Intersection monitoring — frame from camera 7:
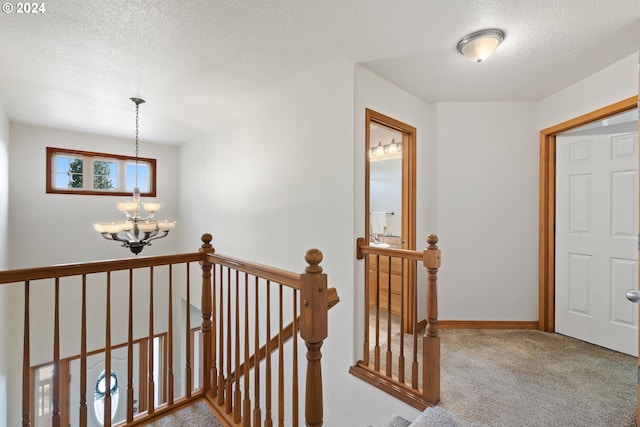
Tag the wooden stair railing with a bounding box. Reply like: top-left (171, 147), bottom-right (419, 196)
top-left (349, 234), bottom-right (441, 410)
top-left (198, 237), bottom-right (339, 427)
top-left (1, 233), bottom-right (338, 427)
top-left (228, 287), bottom-right (339, 382)
top-left (2, 251), bottom-right (205, 427)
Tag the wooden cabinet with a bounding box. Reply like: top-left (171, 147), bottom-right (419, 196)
top-left (368, 255), bottom-right (405, 314)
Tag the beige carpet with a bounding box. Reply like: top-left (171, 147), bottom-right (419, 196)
top-left (369, 315), bottom-right (637, 426)
top-left (143, 400), bottom-right (223, 427)
top-left (438, 329), bottom-right (636, 427)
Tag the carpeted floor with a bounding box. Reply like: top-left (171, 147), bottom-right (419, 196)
top-left (370, 315), bottom-right (637, 426)
top-left (148, 324), bottom-right (637, 426)
top-left (143, 400), bottom-right (224, 427)
top-left (437, 329), bottom-right (637, 427)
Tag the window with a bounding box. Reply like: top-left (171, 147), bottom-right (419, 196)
top-left (33, 364), bottom-right (53, 427)
top-left (46, 147), bottom-right (156, 196)
top-left (93, 369), bottom-right (119, 425)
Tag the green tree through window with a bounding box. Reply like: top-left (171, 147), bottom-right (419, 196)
top-left (93, 160), bottom-right (115, 190)
top-left (68, 159), bottom-right (83, 188)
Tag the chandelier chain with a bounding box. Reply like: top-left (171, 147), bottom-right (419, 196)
top-left (135, 102), bottom-right (139, 188)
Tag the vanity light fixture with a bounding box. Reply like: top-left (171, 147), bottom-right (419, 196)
top-left (457, 29), bottom-right (504, 62)
top-left (370, 139), bottom-right (402, 158)
top-left (386, 139), bottom-right (400, 154)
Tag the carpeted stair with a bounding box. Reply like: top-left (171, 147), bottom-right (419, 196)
top-left (387, 406), bottom-right (488, 427)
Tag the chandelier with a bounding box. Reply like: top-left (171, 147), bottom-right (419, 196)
top-left (93, 97), bottom-right (176, 254)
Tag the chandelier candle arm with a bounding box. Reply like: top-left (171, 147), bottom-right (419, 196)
top-left (93, 97), bottom-right (176, 255)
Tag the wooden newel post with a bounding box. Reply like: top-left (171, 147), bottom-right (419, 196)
top-left (300, 249), bottom-right (328, 427)
top-left (200, 233), bottom-right (215, 396)
top-left (422, 234), bottom-right (441, 405)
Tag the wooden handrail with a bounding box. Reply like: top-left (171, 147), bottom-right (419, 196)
top-left (207, 252), bottom-right (302, 290)
top-left (0, 253), bottom-right (202, 284)
top-left (356, 241), bottom-right (425, 261)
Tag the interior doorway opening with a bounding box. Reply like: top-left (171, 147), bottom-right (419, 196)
top-left (538, 96), bottom-right (638, 333)
top-left (365, 108), bottom-right (417, 333)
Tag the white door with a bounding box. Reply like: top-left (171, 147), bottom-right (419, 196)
top-left (69, 348), bottom-right (131, 427)
top-left (556, 131), bottom-right (638, 356)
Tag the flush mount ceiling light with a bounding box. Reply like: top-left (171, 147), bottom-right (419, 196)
top-left (94, 97), bottom-right (176, 254)
top-left (457, 29), bottom-right (504, 62)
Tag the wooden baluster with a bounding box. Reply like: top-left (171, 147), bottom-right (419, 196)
top-left (234, 270), bottom-right (241, 423)
top-left (148, 267), bottom-right (155, 414)
top-left (127, 270), bottom-right (134, 422)
top-left (253, 276), bottom-right (261, 426)
top-left (386, 256), bottom-right (392, 377)
top-left (300, 249), bottom-right (328, 427)
top-left (186, 264), bottom-right (192, 398)
top-left (138, 339), bottom-right (148, 413)
top-left (398, 259), bottom-right (405, 384)
top-left (167, 265), bottom-right (174, 405)
top-left (265, 280), bottom-right (273, 427)
top-left (243, 273), bottom-right (251, 427)
top-left (212, 263), bottom-right (218, 399)
top-left (411, 260), bottom-right (419, 390)
top-left (52, 278), bottom-right (60, 427)
top-left (104, 272), bottom-right (112, 427)
top-left (292, 289), bottom-right (299, 427)
top-left (359, 238), bottom-right (370, 366)
top-left (363, 282), bottom-right (370, 366)
top-left (225, 268), bottom-right (232, 414)
top-left (80, 275), bottom-right (87, 426)
top-left (21, 281), bottom-right (30, 427)
top-left (374, 254), bottom-right (380, 371)
top-left (422, 234), bottom-right (441, 404)
top-left (278, 284), bottom-right (284, 427)
top-left (217, 265), bottom-right (225, 405)
top-left (199, 233), bottom-right (214, 398)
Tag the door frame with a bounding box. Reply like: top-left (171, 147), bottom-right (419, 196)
top-left (365, 108), bottom-right (417, 332)
top-left (538, 95), bottom-right (638, 332)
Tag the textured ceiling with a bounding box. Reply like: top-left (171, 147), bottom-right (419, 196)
top-left (0, 0), bottom-right (638, 144)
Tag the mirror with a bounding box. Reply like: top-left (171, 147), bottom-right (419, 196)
top-left (369, 125), bottom-right (402, 246)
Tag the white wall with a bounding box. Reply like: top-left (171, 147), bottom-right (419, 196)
top-left (8, 123), bottom-right (180, 267)
top-left (434, 102), bottom-right (540, 320)
top-left (0, 103), bottom-right (8, 270)
top-left (539, 52), bottom-right (638, 129)
top-left (0, 102), bottom-right (9, 427)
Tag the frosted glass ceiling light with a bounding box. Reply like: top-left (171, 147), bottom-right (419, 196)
top-left (457, 29), bottom-right (504, 62)
top-left (94, 97), bottom-right (176, 254)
